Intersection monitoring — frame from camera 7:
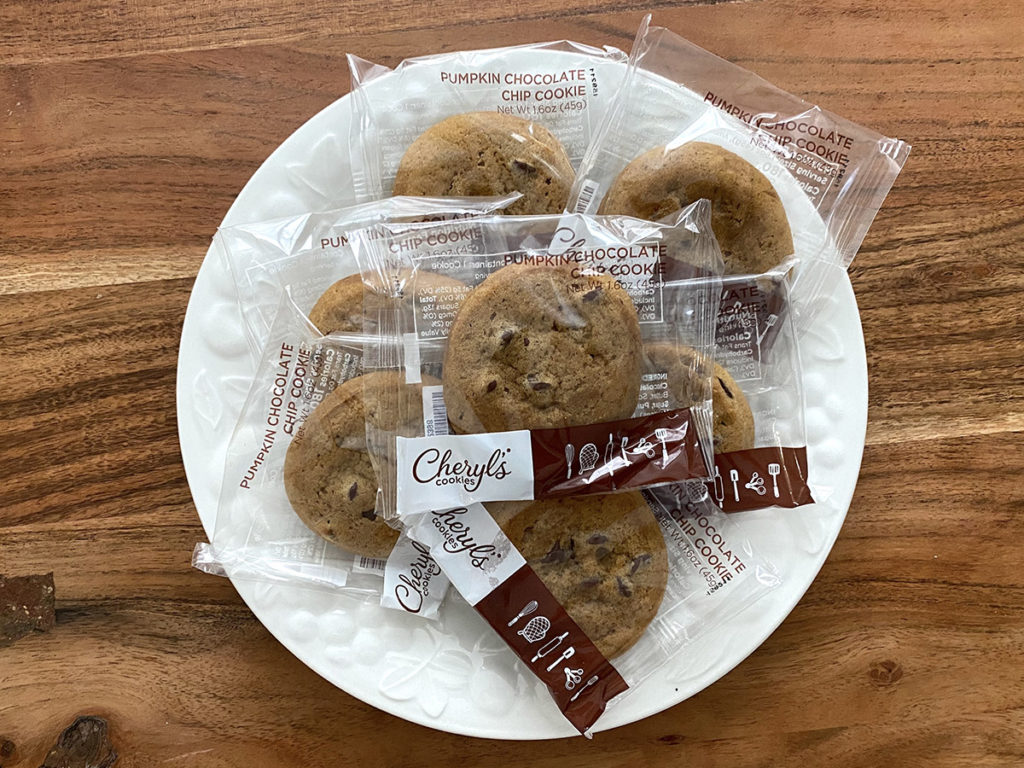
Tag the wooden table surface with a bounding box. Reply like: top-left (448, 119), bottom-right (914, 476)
top-left (2, 0), bottom-right (1022, 765)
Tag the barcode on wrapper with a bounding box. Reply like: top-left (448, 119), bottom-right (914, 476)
top-left (574, 180), bottom-right (601, 213)
top-left (353, 556), bottom-right (387, 574)
top-left (422, 385), bottom-right (449, 437)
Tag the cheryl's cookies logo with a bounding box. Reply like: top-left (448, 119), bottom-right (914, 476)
top-left (393, 540), bottom-right (444, 614)
top-left (429, 507), bottom-right (498, 570)
top-left (411, 447), bottom-right (513, 492)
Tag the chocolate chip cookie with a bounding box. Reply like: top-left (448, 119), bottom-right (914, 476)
top-left (308, 271), bottom-right (467, 335)
top-left (284, 371), bottom-right (434, 557)
top-left (644, 342), bottom-right (755, 454)
top-left (392, 112), bottom-right (575, 216)
top-left (442, 263), bottom-right (643, 433)
top-left (599, 142), bottom-right (794, 275)
top-left (497, 492), bottom-right (668, 659)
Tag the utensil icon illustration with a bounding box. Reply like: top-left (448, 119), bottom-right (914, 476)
top-left (620, 436), bottom-right (628, 461)
top-left (713, 465), bottom-right (724, 505)
top-left (579, 443), bottom-right (599, 473)
top-left (630, 438), bottom-right (656, 459)
top-left (745, 472), bottom-right (767, 495)
top-left (546, 646), bottom-right (575, 672)
top-left (730, 469), bottom-right (740, 501)
top-left (507, 601), bottom-right (537, 627)
top-left (685, 479), bottom-right (707, 504)
top-left (654, 428), bottom-right (670, 467)
top-left (768, 463), bottom-right (781, 498)
top-left (531, 631), bottom-right (568, 662)
top-left (604, 434), bottom-right (616, 477)
top-left (757, 313), bottom-right (778, 345)
top-left (570, 675), bottom-right (600, 702)
top-left (564, 667), bottom-right (584, 690)
top-left (517, 616), bottom-right (551, 643)
top-left (565, 444), bottom-right (574, 480)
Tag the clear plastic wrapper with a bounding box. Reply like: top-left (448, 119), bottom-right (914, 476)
top-left (214, 194), bottom-right (518, 360)
top-left (670, 271), bottom-right (821, 515)
top-left (569, 16), bottom-right (910, 330)
top-left (191, 294), bottom-right (450, 617)
top-left (347, 41), bottom-right (628, 211)
top-left (350, 204), bottom-right (724, 520)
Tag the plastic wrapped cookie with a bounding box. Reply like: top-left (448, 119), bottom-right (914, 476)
top-left (600, 142), bottom-right (793, 275)
top-left (284, 371), bottom-right (438, 557)
top-left (495, 492), bottom-right (669, 659)
top-left (643, 342), bottom-right (755, 454)
top-left (393, 112), bottom-right (576, 216)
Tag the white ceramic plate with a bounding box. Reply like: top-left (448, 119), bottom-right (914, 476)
top-left (177, 49), bottom-right (866, 738)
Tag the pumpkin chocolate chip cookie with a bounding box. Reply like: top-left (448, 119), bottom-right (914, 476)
top-left (599, 141), bottom-right (793, 275)
top-left (496, 492), bottom-right (669, 659)
top-left (643, 342), bottom-right (755, 454)
top-left (284, 371), bottom-right (435, 557)
top-left (442, 263), bottom-right (643, 433)
top-left (392, 112), bottom-right (575, 215)
top-left (308, 270), bottom-right (467, 336)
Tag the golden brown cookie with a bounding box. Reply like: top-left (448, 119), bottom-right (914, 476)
top-left (307, 274), bottom-right (366, 335)
top-left (643, 342), bottom-right (755, 454)
top-left (497, 493), bottom-right (669, 659)
top-left (308, 271), bottom-right (467, 335)
top-left (442, 263), bottom-right (643, 433)
top-left (392, 112), bottom-right (575, 216)
top-left (599, 142), bottom-right (793, 275)
top-left (283, 371), bottom-right (434, 558)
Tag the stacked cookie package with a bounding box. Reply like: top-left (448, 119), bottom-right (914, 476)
top-left (197, 16), bottom-right (908, 735)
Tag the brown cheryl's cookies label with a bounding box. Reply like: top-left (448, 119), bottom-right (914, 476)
top-left (475, 565), bottom-right (629, 734)
top-left (394, 409), bottom-right (709, 515)
top-left (408, 502), bottom-right (628, 734)
top-left (530, 409), bottom-right (708, 496)
top-left (705, 446), bottom-right (813, 512)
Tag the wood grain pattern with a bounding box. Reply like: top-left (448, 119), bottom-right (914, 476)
top-left (2, 0), bottom-right (1023, 765)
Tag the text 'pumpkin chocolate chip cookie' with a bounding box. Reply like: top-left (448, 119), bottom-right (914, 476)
top-left (442, 262), bottom-right (643, 433)
top-left (600, 142), bottom-right (794, 276)
top-left (393, 112), bottom-right (576, 216)
top-left (284, 371), bottom-right (436, 558)
top-left (496, 493), bottom-right (669, 659)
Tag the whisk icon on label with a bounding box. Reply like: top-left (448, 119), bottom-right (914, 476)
top-left (578, 442), bottom-right (599, 474)
top-left (507, 600), bottom-right (537, 627)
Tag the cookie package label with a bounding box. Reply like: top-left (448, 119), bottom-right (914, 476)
top-left (395, 409), bottom-right (709, 516)
top-left (706, 446), bottom-right (814, 512)
top-left (380, 533), bottom-right (451, 619)
top-left (408, 502), bottom-right (628, 734)
top-left (544, 213), bottom-right (668, 324)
